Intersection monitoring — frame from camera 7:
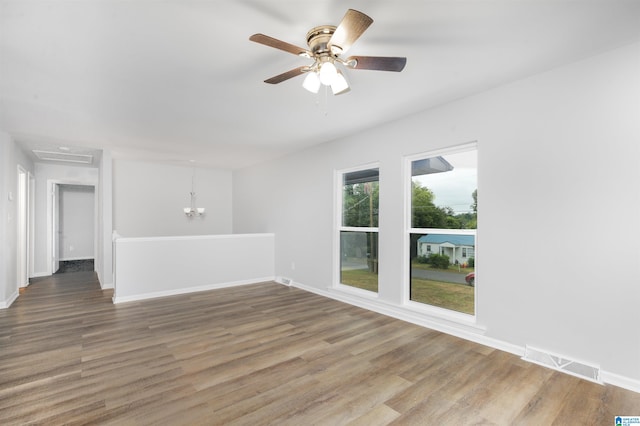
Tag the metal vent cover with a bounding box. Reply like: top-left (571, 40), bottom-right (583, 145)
top-left (277, 277), bottom-right (293, 286)
top-left (32, 150), bottom-right (93, 165)
top-left (523, 345), bottom-right (601, 384)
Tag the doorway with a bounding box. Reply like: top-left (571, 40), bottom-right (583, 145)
top-left (49, 182), bottom-right (96, 275)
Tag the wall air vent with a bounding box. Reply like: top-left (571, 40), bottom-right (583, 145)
top-left (277, 277), bottom-right (293, 286)
top-left (522, 345), bottom-right (601, 384)
top-left (32, 150), bottom-right (93, 165)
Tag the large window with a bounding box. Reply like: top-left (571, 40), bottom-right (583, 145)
top-left (408, 146), bottom-right (477, 316)
top-left (338, 166), bottom-right (379, 293)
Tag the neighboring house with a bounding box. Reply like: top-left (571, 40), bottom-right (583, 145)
top-left (417, 234), bottom-right (475, 265)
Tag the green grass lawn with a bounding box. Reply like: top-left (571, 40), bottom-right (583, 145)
top-left (410, 278), bottom-right (474, 315)
top-left (340, 269), bottom-right (474, 315)
top-left (340, 269), bottom-right (378, 292)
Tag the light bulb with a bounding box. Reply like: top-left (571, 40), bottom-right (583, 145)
top-left (319, 61), bottom-right (337, 85)
top-left (302, 72), bottom-right (321, 93)
top-left (331, 70), bottom-right (350, 95)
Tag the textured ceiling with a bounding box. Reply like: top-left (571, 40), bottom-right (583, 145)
top-left (1, 0), bottom-right (639, 169)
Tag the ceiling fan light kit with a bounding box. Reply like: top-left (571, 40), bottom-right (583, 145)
top-left (302, 72), bottom-right (321, 93)
top-left (318, 60), bottom-right (337, 85)
top-left (331, 70), bottom-right (350, 95)
top-left (250, 9), bottom-right (406, 96)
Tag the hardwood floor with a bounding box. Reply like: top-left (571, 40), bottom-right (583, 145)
top-left (1, 273), bottom-right (638, 425)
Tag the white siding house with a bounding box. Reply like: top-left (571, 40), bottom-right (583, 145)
top-left (418, 234), bottom-right (475, 266)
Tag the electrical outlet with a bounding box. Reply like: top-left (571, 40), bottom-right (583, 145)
top-left (69, 245), bottom-right (74, 252)
top-left (291, 262), bottom-right (295, 270)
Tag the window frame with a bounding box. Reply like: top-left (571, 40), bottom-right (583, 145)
top-left (334, 162), bottom-right (381, 297)
top-left (403, 143), bottom-right (478, 323)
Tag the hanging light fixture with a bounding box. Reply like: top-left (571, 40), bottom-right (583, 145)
top-left (302, 57), bottom-right (350, 95)
top-left (184, 161), bottom-right (205, 217)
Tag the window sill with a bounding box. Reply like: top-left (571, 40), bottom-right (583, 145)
top-left (334, 283), bottom-right (379, 299)
top-left (327, 285), bottom-right (485, 335)
top-left (404, 300), bottom-right (481, 330)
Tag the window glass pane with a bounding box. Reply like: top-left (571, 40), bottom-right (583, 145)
top-left (411, 151), bottom-right (477, 230)
top-left (343, 168), bottom-right (379, 227)
top-left (410, 233), bottom-right (475, 315)
top-left (340, 231), bottom-right (378, 292)
top-left (409, 148), bottom-right (477, 315)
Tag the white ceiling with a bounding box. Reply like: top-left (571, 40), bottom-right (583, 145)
top-left (1, 0), bottom-right (639, 170)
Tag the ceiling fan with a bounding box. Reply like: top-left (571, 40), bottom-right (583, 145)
top-left (249, 9), bottom-right (407, 95)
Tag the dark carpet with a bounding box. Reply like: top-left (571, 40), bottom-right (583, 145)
top-left (56, 259), bottom-right (94, 274)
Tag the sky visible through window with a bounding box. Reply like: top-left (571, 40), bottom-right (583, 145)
top-left (413, 150), bottom-right (477, 215)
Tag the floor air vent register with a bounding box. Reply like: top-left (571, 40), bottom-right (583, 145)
top-left (522, 345), bottom-right (602, 384)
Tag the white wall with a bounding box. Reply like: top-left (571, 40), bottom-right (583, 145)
top-left (0, 131), bottom-right (34, 307)
top-left (233, 43), bottom-right (640, 387)
top-left (97, 150), bottom-right (113, 288)
top-left (33, 163), bottom-right (99, 276)
top-left (59, 184), bottom-right (95, 260)
top-left (113, 233), bottom-right (275, 303)
top-left (113, 160), bottom-right (232, 237)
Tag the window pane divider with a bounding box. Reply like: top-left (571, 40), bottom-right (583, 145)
top-left (340, 226), bottom-right (379, 232)
top-left (409, 228), bottom-right (475, 235)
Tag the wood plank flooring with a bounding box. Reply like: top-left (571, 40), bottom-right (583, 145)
top-left (1, 272), bottom-right (638, 425)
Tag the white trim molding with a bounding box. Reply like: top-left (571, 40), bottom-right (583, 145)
top-left (31, 271), bottom-right (49, 278)
top-left (0, 290), bottom-right (19, 309)
top-left (113, 277), bottom-right (274, 304)
top-left (600, 371), bottom-right (640, 394)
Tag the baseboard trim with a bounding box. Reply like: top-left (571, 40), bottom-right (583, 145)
top-left (95, 272), bottom-right (113, 290)
top-left (291, 280), bottom-right (519, 355)
top-left (31, 271), bottom-right (49, 278)
top-left (112, 276), bottom-right (276, 304)
top-left (59, 256), bottom-right (94, 261)
top-left (601, 371), bottom-right (640, 393)
top-left (0, 290), bottom-right (19, 309)
top-left (289, 280), bottom-right (640, 394)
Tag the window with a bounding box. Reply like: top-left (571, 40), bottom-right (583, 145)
top-left (408, 145), bottom-right (477, 316)
top-left (338, 166), bottom-right (379, 293)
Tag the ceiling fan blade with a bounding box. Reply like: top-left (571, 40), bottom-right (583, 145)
top-left (328, 9), bottom-right (373, 54)
top-left (263, 66), bottom-right (309, 84)
top-left (346, 56), bottom-right (407, 72)
top-left (249, 34), bottom-right (311, 57)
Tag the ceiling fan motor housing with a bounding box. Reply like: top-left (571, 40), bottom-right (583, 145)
top-left (306, 26), bottom-right (338, 56)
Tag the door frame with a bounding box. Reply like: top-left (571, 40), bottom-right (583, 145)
top-left (16, 166), bottom-right (30, 289)
top-left (47, 180), bottom-right (98, 276)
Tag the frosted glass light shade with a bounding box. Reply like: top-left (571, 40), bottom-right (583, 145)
top-left (319, 62), bottom-right (337, 85)
top-left (331, 71), bottom-right (350, 95)
top-left (302, 72), bottom-right (321, 93)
